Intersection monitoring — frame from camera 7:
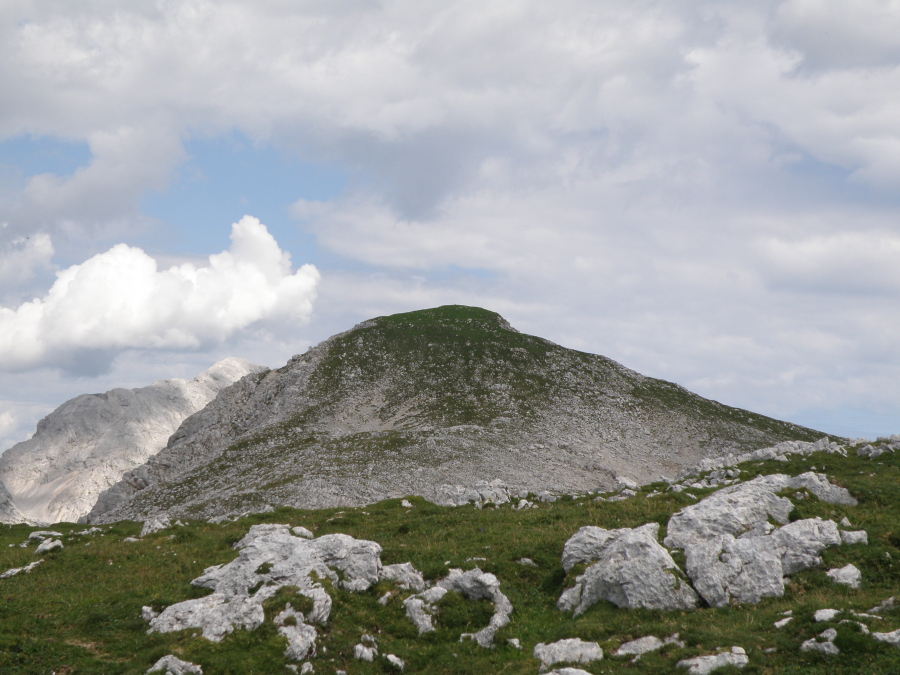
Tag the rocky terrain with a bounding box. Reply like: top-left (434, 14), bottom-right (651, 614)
top-left (3, 435), bottom-right (900, 674)
top-left (87, 305), bottom-right (824, 523)
top-left (0, 358), bottom-right (263, 524)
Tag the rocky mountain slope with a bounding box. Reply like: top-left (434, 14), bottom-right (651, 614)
top-left (0, 358), bottom-right (263, 524)
top-left (88, 305), bottom-right (825, 523)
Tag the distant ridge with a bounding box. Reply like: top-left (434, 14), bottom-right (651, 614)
top-left (87, 306), bottom-right (826, 523)
top-left (0, 358), bottom-right (265, 524)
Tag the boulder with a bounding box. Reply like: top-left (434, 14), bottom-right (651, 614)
top-left (827, 564), bottom-right (862, 589)
top-left (873, 628), bottom-right (900, 646)
top-left (558, 523), bottom-right (699, 614)
top-left (146, 655), bottom-right (203, 674)
top-left (684, 534), bottom-right (784, 607)
top-left (677, 646), bottom-right (748, 673)
top-left (141, 515), bottom-right (172, 537)
top-left (34, 539), bottom-right (62, 554)
top-left (800, 628), bottom-right (839, 655)
top-left (533, 638), bottom-right (603, 672)
top-left (840, 530), bottom-right (868, 545)
top-left (381, 562), bottom-right (426, 592)
top-left (772, 517), bottom-right (841, 574)
top-left (664, 473), bottom-right (854, 552)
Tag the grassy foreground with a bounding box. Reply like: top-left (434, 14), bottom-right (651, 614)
top-left (2, 446), bottom-right (900, 674)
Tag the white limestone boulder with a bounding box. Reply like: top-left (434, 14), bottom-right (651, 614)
top-left (557, 523), bottom-right (699, 614)
top-left (684, 534), bottom-right (784, 607)
top-left (827, 564), bottom-right (862, 589)
top-left (664, 473), bottom-right (854, 552)
top-left (147, 655), bottom-right (203, 674)
top-left (534, 638), bottom-right (603, 672)
top-left (772, 517), bottom-right (841, 574)
top-left (677, 646), bottom-right (748, 673)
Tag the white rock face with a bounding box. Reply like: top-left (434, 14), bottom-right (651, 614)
top-left (558, 523), bottom-right (699, 614)
top-left (0, 358), bottom-right (263, 524)
top-left (533, 638), bottom-right (604, 671)
top-left (677, 647), bottom-right (748, 673)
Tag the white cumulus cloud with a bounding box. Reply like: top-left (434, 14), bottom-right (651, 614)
top-left (0, 216), bottom-right (319, 373)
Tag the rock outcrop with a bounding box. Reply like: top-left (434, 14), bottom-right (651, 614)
top-left (0, 358), bottom-right (263, 524)
top-left (557, 523), bottom-right (699, 614)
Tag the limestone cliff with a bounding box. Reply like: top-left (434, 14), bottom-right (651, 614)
top-left (0, 358), bottom-right (264, 524)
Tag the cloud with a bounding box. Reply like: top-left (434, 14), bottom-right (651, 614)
top-left (0, 216), bottom-right (319, 374)
top-left (0, 230), bottom-right (53, 286)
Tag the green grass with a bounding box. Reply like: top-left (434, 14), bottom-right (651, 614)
top-left (3, 445), bottom-right (900, 673)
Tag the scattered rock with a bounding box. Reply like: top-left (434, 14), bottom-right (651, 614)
top-left (534, 638), bottom-right (604, 672)
top-left (384, 653), bottom-right (405, 670)
top-left (800, 628), bottom-right (839, 655)
top-left (840, 517), bottom-right (852, 527)
top-left (34, 539), bottom-right (62, 554)
top-left (275, 603), bottom-right (318, 660)
top-left (401, 499), bottom-right (414, 508)
top-left (840, 530), bottom-right (868, 545)
top-left (381, 562), bottom-right (426, 592)
top-left (353, 635), bottom-right (378, 661)
top-left (516, 558), bottom-right (538, 567)
top-left (826, 564), bottom-right (862, 589)
top-left (558, 523), bottom-right (699, 614)
top-left (437, 480), bottom-right (512, 507)
top-left (123, 537), bottom-right (141, 543)
top-left (614, 634), bottom-right (682, 659)
top-left (774, 617), bottom-right (793, 628)
top-left (141, 606), bottom-right (160, 621)
top-left (439, 568), bottom-right (512, 647)
top-left (1, 559), bottom-right (43, 579)
top-left (27, 530), bottom-right (63, 542)
top-left (141, 515), bottom-right (172, 537)
top-left (814, 609), bottom-right (840, 622)
top-left (542, 670), bottom-right (593, 675)
top-left (677, 646), bottom-right (748, 673)
top-left (873, 628), bottom-right (900, 646)
top-left (507, 638), bottom-right (522, 649)
top-left (869, 597), bottom-right (896, 614)
top-left (291, 526), bottom-right (313, 539)
top-left (146, 654), bottom-right (203, 674)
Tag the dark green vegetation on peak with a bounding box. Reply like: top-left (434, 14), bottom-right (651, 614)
top-left (4, 443), bottom-right (900, 673)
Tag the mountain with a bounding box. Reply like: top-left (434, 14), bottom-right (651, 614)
top-left (0, 358), bottom-right (264, 524)
top-left (87, 305), bottom-right (825, 523)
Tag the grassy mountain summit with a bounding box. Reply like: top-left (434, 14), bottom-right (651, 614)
top-left (89, 305), bottom-right (824, 523)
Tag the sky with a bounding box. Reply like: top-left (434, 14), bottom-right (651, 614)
top-left (2, 0), bottom-right (900, 451)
